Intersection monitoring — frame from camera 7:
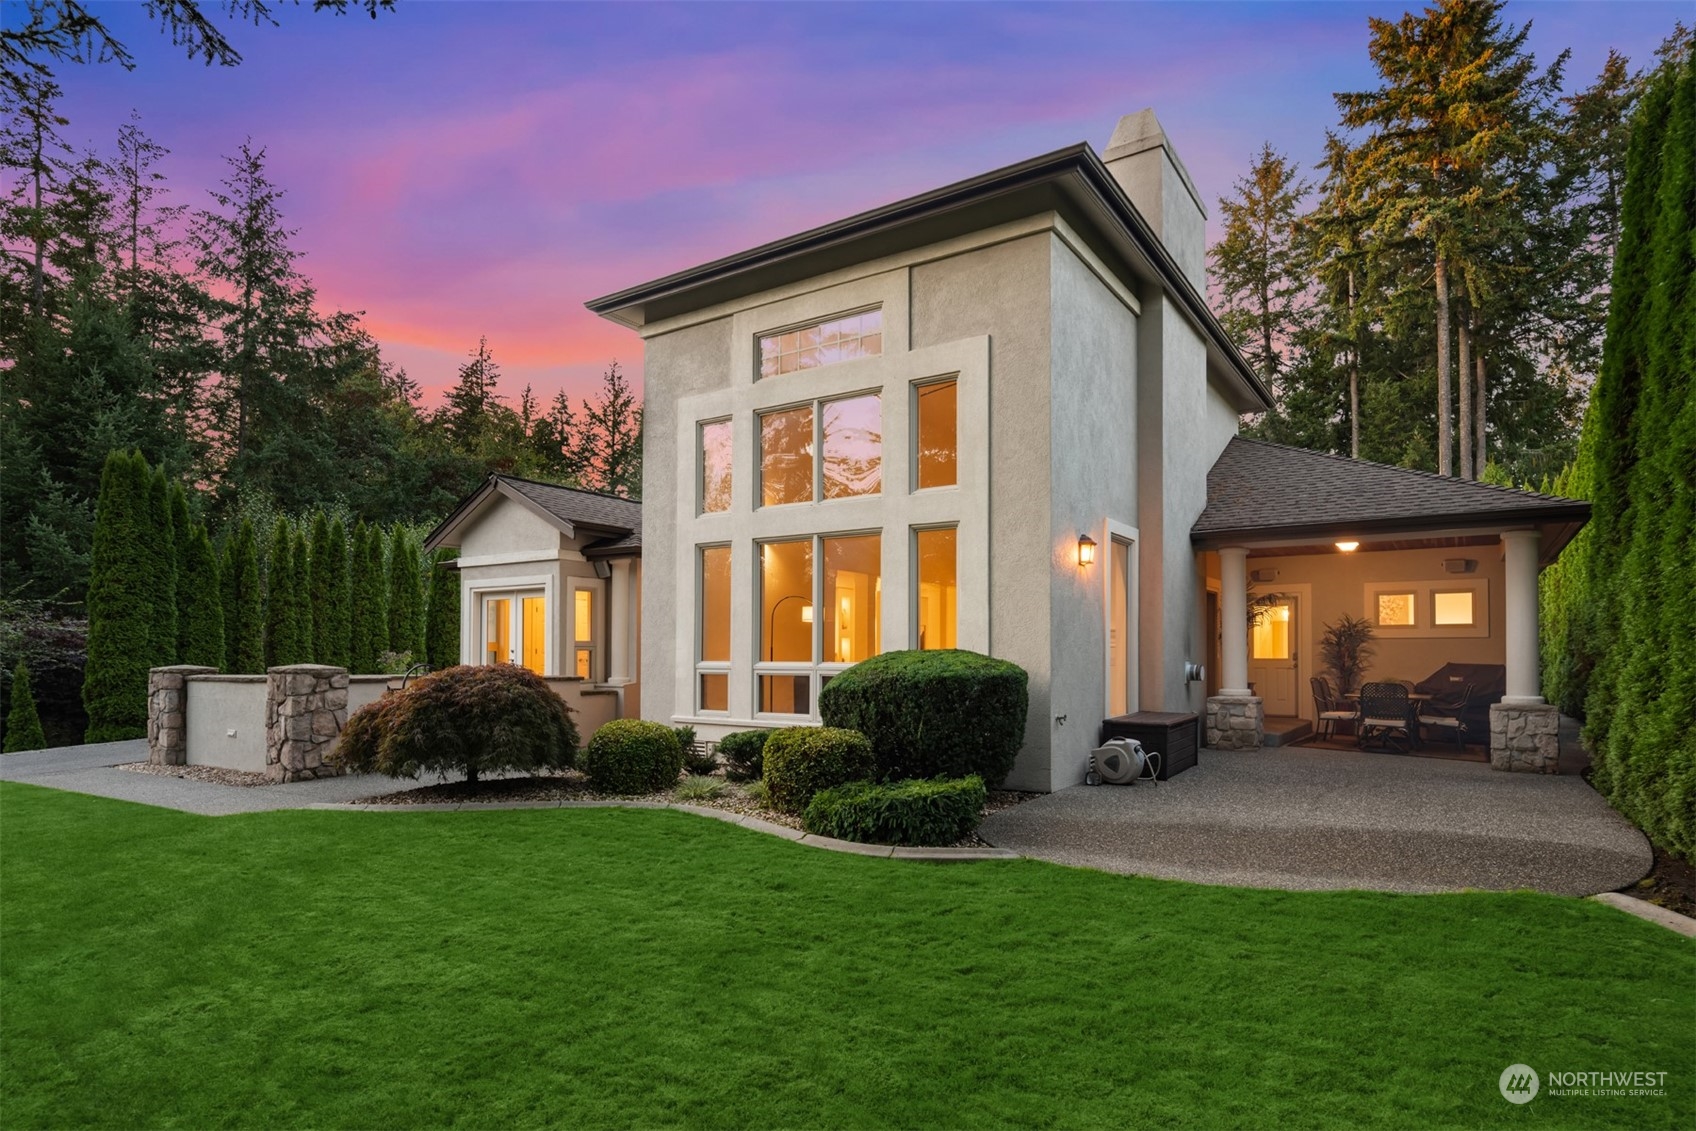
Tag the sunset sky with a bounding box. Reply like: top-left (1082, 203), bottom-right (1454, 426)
top-left (40, 0), bottom-right (1685, 406)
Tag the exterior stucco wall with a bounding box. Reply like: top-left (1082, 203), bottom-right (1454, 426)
top-left (457, 501), bottom-right (562, 560)
top-left (1045, 237), bottom-right (1139, 790)
top-left (911, 234), bottom-right (1055, 791)
top-left (185, 676), bottom-right (268, 772)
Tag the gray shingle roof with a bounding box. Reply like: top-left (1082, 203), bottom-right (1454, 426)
top-left (1193, 438), bottom-right (1588, 542)
top-left (496, 476), bottom-right (640, 533)
top-left (583, 531), bottom-right (642, 558)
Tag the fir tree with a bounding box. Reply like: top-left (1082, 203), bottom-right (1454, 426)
top-left (5, 661), bottom-right (49, 752)
top-left (323, 516), bottom-right (352, 668)
top-left (82, 451), bottom-right (153, 740)
top-left (583, 361), bottom-right (642, 497)
top-left (291, 524), bottom-right (312, 661)
top-left (221, 518), bottom-right (264, 674)
top-left (348, 522), bottom-right (388, 673)
top-left (1209, 143), bottom-right (1313, 395)
top-left (386, 528), bottom-right (422, 659)
top-left (423, 548), bottom-right (461, 670)
top-left (179, 525), bottom-right (225, 669)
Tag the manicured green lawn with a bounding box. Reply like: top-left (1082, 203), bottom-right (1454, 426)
top-left (1, 784), bottom-right (1691, 1129)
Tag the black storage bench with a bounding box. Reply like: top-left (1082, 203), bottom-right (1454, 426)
top-left (1098, 711), bottom-right (1200, 780)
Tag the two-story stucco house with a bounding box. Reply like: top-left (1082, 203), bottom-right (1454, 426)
top-left (431, 107), bottom-right (1585, 791)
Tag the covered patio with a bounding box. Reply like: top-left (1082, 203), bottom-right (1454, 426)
top-left (1191, 439), bottom-right (1590, 771)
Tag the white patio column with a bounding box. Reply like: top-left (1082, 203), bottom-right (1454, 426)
top-left (1501, 529), bottom-right (1544, 704)
top-left (1218, 546), bottom-right (1251, 697)
top-left (607, 559), bottom-right (634, 685)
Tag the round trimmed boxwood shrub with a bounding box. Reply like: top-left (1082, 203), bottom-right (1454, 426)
top-left (582, 719), bottom-right (685, 795)
top-left (803, 775), bottom-right (988, 846)
top-left (761, 726), bottom-right (875, 815)
top-left (818, 649), bottom-right (1029, 787)
top-left (333, 664), bottom-right (577, 784)
top-left (717, 729), bottom-right (771, 782)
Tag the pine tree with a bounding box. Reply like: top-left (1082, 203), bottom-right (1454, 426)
top-left (83, 451), bottom-right (153, 740)
top-left (221, 518), bottom-right (264, 674)
top-left (5, 661), bottom-right (49, 752)
top-left (323, 516), bottom-right (352, 668)
top-left (146, 462), bottom-right (178, 665)
top-left (179, 525), bottom-right (225, 669)
top-left (386, 528), bottom-right (422, 660)
top-left (583, 361), bottom-right (642, 496)
top-left (440, 337), bottom-right (503, 448)
top-left (169, 481), bottom-right (193, 657)
top-left (423, 548), bottom-right (461, 669)
top-left (307, 510), bottom-right (333, 661)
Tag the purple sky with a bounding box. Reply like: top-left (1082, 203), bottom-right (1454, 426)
top-left (37, 0), bottom-right (1684, 406)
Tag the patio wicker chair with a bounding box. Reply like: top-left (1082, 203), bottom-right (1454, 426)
top-left (1357, 681), bottom-right (1414, 754)
top-left (1417, 682), bottom-right (1475, 751)
top-left (1310, 676), bottom-right (1357, 742)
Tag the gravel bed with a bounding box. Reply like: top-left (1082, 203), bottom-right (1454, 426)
top-left (355, 773), bottom-right (1039, 846)
top-left (115, 762), bottom-right (273, 788)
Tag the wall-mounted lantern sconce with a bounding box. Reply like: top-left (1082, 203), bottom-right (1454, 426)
top-left (1077, 535), bottom-right (1097, 566)
top-left (1335, 540), bottom-right (1360, 553)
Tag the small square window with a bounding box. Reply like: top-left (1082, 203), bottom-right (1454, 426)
top-left (1377, 593), bottom-right (1416, 627)
top-left (1433, 591), bottom-right (1474, 626)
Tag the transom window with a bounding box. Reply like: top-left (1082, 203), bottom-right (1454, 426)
top-left (759, 309), bottom-right (883, 378)
top-left (759, 393), bottom-right (882, 507)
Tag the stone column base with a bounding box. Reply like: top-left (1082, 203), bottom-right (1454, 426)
top-left (1489, 701), bottom-right (1560, 772)
top-left (147, 666), bottom-right (218, 765)
top-left (1206, 695), bottom-right (1264, 751)
top-left (265, 665), bottom-right (351, 782)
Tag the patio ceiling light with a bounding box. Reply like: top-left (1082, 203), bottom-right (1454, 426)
top-left (1078, 535), bottom-right (1097, 566)
top-left (1335, 541), bottom-right (1360, 552)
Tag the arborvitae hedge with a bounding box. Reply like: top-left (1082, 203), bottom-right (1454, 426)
top-left (386, 529), bottom-right (422, 660)
top-left (179, 525), bottom-right (226, 669)
top-left (1547, 56), bottom-right (1696, 858)
top-left (290, 525), bottom-right (312, 662)
top-left (83, 452), bottom-right (155, 741)
top-left (222, 518), bottom-right (264, 674)
top-left (349, 522), bottom-right (388, 673)
top-left (169, 483), bottom-right (193, 659)
top-left (265, 518), bottom-right (306, 668)
top-left (307, 511), bottom-right (335, 663)
top-left (145, 464), bottom-right (177, 667)
top-left (323, 517), bottom-right (352, 668)
top-left (5, 661), bottom-right (48, 752)
top-left (423, 548), bottom-right (460, 669)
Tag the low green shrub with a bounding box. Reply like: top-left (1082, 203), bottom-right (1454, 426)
top-left (332, 664), bottom-right (577, 784)
top-left (674, 774), bottom-right (727, 802)
top-left (803, 776), bottom-right (988, 846)
top-left (717, 729), bottom-right (771, 782)
top-left (761, 726), bottom-right (875, 815)
top-left (818, 649), bottom-right (1029, 787)
top-left (582, 719), bottom-right (684, 795)
top-left (674, 725), bottom-right (717, 776)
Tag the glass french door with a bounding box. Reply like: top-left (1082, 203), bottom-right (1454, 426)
top-left (482, 591), bottom-right (547, 675)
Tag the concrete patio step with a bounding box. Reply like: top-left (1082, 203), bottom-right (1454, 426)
top-left (1262, 716), bottom-right (1314, 747)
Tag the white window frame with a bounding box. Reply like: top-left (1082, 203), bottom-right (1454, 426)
top-left (753, 530), bottom-right (881, 721)
top-left (696, 544), bottom-right (732, 715)
top-left (565, 577), bottom-right (606, 682)
top-left (1363, 579), bottom-right (1490, 639)
top-left (757, 390), bottom-right (884, 509)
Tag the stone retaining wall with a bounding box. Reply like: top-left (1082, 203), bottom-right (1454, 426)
top-left (1489, 702), bottom-right (1560, 773)
top-left (1205, 694), bottom-right (1264, 751)
top-left (147, 666), bottom-right (218, 765)
top-left (264, 665), bottom-right (350, 783)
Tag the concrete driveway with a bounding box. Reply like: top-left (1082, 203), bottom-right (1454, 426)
top-left (979, 746), bottom-right (1651, 896)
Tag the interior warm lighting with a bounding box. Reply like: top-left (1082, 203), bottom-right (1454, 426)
top-left (800, 604), bottom-right (814, 623)
top-left (1335, 541), bottom-right (1360, 552)
top-left (1078, 535), bottom-right (1097, 566)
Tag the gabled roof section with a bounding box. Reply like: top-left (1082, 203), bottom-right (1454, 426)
top-left (584, 144), bottom-right (1272, 413)
top-left (1193, 438), bottom-right (1589, 560)
top-left (425, 475), bottom-right (641, 551)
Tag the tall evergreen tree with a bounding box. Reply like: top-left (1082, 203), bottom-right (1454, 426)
top-left (348, 521), bottom-right (388, 673)
top-left (263, 517), bottom-right (305, 668)
top-left (423, 548), bottom-right (461, 670)
top-left (168, 481), bottom-right (192, 657)
top-left (583, 361), bottom-right (642, 497)
top-left (179, 524), bottom-right (225, 669)
top-left (144, 461), bottom-right (178, 666)
top-left (1209, 143), bottom-right (1313, 396)
top-left (82, 451), bottom-right (153, 740)
top-left (221, 517), bottom-right (264, 674)
top-left (307, 510), bottom-right (334, 662)
top-left (5, 661), bottom-right (49, 752)
top-left (440, 337), bottom-right (503, 448)
top-left (322, 515), bottom-right (352, 668)
top-left (291, 524), bottom-right (312, 662)
top-left (386, 528), bottom-right (422, 659)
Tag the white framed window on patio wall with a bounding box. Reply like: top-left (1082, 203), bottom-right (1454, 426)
top-left (755, 533), bottom-right (882, 718)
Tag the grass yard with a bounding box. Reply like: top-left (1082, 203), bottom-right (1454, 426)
top-left (1, 783), bottom-right (1692, 1129)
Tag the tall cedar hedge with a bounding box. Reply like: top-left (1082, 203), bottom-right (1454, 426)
top-left (424, 548), bottom-right (460, 669)
top-left (322, 517), bottom-right (352, 668)
top-left (179, 525), bottom-right (225, 669)
top-left (307, 511), bottom-right (335, 663)
top-left (387, 528), bottom-right (422, 659)
top-left (83, 452), bottom-right (162, 740)
top-left (1544, 56), bottom-right (1696, 857)
top-left (290, 525), bottom-right (312, 662)
top-left (145, 465), bottom-right (177, 667)
top-left (349, 522), bottom-right (389, 673)
top-left (168, 483), bottom-right (193, 659)
top-left (264, 518), bottom-right (306, 668)
top-left (222, 518), bottom-right (264, 674)
top-left (5, 661), bottom-right (48, 752)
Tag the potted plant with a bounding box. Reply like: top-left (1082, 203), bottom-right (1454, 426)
top-left (1319, 613), bottom-right (1376, 695)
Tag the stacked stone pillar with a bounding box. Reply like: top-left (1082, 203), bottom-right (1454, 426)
top-left (1489, 702), bottom-right (1560, 773)
top-left (147, 666), bottom-right (218, 765)
top-left (264, 664), bottom-right (350, 782)
top-left (1205, 694), bottom-right (1264, 751)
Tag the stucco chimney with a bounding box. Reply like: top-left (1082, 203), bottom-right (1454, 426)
top-left (1101, 109), bottom-right (1208, 293)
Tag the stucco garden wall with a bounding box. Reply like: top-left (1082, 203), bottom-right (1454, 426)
top-left (186, 676), bottom-right (269, 773)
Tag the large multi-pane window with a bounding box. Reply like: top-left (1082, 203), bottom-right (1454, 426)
top-left (698, 545), bottom-right (731, 712)
top-left (700, 420), bottom-right (732, 513)
top-left (760, 395), bottom-right (882, 507)
top-left (752, 533), bottom-right (883, 716)
top-left (759, 538), bottom-right (815, 714)
top-left (824, 534), bottom-right (881, 664)
top-left (759, 309), bottom-right (883, 378)
top-left (915, 527), bottom-right (957, 650)
top-left (915, 379), bottom-right (958, 490)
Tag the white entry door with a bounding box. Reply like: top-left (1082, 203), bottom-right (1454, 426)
top-left (1248, 596), bottom-right (1299, 717)
top-left (481, 591), bottom-right (547, 675)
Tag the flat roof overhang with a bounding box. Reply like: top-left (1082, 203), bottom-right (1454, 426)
top-left (585, 145), bottom-right (1272, 414)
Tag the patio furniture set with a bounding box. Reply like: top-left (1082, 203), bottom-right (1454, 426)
top-left (1310, 676), bottom-right (1476, 754)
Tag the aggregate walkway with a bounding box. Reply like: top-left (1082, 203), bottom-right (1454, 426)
top-left (978, 745), bottom-right (1651, 896)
